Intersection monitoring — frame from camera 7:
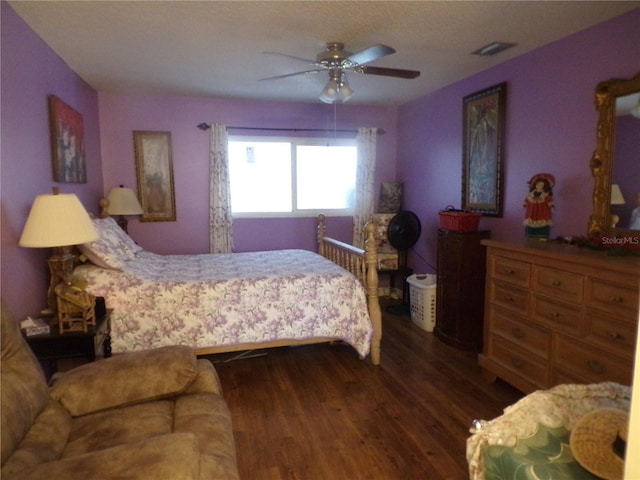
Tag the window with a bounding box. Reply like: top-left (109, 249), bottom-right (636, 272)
top-left (228, 137), bottom-right (357, 217)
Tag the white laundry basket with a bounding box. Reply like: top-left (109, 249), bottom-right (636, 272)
top-left (406, 274), bottom-right (437, 332)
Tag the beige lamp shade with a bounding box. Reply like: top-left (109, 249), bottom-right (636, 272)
top-left (107, 186), bottom-right (143, 215)
top-left (19, 192), bottom-right (98, 248)
top-left (610, 184), bottom-right (626, 205)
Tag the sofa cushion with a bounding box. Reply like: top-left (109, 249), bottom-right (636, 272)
top-left (50, 345), bottom-right (197, 416)
top-left (1, 400), bottom-right (71, 477)
top-left (63, 399), bottom-right (173, 458)
top-left (1, 302), bottom-right (49, 466)
top-left (5, 433), bottom-right (201, 480)
top-left (174, 393), bottom-right (239, 480)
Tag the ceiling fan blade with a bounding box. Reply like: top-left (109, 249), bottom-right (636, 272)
top-left (263, 51), bottom-right (318, 66)
top-left (359, 66), bottom-right (421, 79)
top-left (345, 44), bottom-right (395, 66)
top-left (259, 69), bottom-right (324, 81)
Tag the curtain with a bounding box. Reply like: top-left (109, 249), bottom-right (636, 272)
top-left (209, 123), bottom-right (234, 253)
top-left (352, 127), bottom-right (378, 248)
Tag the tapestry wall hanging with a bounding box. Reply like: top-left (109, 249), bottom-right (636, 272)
top-left (461, 82), bottom-right (507, 217)
top-left (133, 131), bottom-right (176, 222)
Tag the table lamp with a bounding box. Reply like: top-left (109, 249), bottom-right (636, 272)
top-left (610, 184), bottom-right (626, 228)
top-left (19, 188), bottom-right (98, 315)
top-left (106, 185), bottom-right (143, 233)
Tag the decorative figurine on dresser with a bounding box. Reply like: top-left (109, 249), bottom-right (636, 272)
top-left (523, 173), bottom-right (555, 239)
top-left (435, 223), bottom-right (490, 351)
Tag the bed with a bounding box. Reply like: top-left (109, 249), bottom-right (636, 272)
top-left (74, 214), bottom-right (382, 364)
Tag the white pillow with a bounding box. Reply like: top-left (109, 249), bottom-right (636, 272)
top-left (78, 217), bottom-right (142, 269)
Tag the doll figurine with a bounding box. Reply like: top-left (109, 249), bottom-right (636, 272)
top-left (523, 173), bottom-right (555, 239)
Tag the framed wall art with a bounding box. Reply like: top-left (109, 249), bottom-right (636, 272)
top-left (461, 82), bottom-right (507, 217)
top-left (133, 131), bottom-right (176, 222)
top-left (48, 95), bottom-right (87, 183)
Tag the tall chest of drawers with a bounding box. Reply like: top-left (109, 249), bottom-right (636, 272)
top-left (435, 229), bottom-right (490, 351)
top-left (479, 240), bottom-right (639, 394)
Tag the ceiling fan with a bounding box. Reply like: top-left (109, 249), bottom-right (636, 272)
top-left (261, 42), bottom-right (421, 103)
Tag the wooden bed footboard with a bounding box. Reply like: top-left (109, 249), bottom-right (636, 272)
top-left (317, 215), bottom-right (382, 365)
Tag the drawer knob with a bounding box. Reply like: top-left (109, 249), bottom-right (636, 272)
top-left (552, 280), bottom-right (562, 287)
top-left (510, 357), bottom-right (524, 369)
top-left (504, 295), bottom-right (515, 302)
top-left (606, 331), bottom-right (626, 341)
top-left (504, 268), bottom-right (515, 274)
top-left (511, 327), bottom-right (525, 339)
top-left (587, 359), bottom-right (605, 374)
top-left (550, 311), bottom-right (561, 319)
top-left (608, 295), bottom-right (624, 304)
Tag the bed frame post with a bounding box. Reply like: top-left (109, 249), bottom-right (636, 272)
top-left (364, 222), bottom-right (381, 365)
top-left (317, 214), bottom-right (326, 257)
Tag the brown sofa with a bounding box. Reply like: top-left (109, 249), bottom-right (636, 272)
top-left (1, 302), bottom-right (239, 480)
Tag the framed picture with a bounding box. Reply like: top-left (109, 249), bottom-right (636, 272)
top-left (462, 82), bottom-right (507, 217)
top-left (133, 131), bottom-right (176, 222)
top-left (48, 95), bottom-right (87, 183)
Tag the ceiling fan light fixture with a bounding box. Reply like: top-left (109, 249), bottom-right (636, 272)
top-left (319, 71), bottom-right (354, 104)
top-left (339, 75), bottom-right (354, 102)
top-left (319, 78), bottom-right (340, 103)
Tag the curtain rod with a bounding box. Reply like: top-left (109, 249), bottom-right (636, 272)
top-left (196, 123), bottom-right (385, 135)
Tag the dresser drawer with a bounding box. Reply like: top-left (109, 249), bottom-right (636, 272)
top-left (488, 335), bottom-right (549, 388)
top-left (532, 266), bottom-right (584, 304)
top-left (586, 278), bottom-right (639, 319)
top-left (489, 307), bottom-right (551, 359)
top-left (585, 312), bottom-right (637, 360)
top-left (532, 296), bottom-right (583, 335)
top-left (490, 256), bottom-right (530, 288)
top-left (490, 283), bottom-right (529, 315)
top-left (553, 335), bottom-right (633, 385)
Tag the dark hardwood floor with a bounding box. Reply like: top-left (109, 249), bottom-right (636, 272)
top-left (207, 301), bottom-right (523, 480)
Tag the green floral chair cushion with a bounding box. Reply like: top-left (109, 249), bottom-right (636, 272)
top-left (467, 383), bottom-right (631, 480)
top-left (483, 424), bottom-right (600, 480)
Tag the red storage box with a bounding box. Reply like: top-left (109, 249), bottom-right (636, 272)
top-left (438, 207), bottom-right (481, 232)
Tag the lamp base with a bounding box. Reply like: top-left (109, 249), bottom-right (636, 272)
top-left (610, 213), bottom-right (620, 229)
top-left (47, 246), bottom-right (77, 314)
top-left (115, 215), bottom-right (129, 233)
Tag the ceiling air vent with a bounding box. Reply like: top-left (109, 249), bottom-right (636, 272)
top-left (472, 42), bottom-right (516, 57)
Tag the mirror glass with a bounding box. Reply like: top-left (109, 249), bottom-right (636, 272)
top-left (611, 92), bottom-right (640, 230)
top-left (588, 73), bottom-right (640, 239)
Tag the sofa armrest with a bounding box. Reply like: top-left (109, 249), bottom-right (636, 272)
top-left (5, 433), bottom-right (200, 480)
top-left (183, 359), bottom-right (224, 396)
top-left (50, 346), bottom-right (197, 416)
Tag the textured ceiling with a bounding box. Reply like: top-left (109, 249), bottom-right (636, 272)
top-left (8, 1), bottom-right (639, 105)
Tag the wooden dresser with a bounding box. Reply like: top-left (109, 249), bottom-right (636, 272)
top-left (479, 240), bottom-right (639, 394)
top-left (435, 229), bottom-right (490, 351)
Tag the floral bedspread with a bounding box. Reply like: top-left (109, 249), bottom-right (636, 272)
top-left (75, 249), bottom-right (373, 357)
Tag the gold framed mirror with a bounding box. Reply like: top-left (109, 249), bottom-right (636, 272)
top-left (588, 72), bottom-right (640, 239)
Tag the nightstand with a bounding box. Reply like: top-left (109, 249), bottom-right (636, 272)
top-left (25, 309), bottom-right (112, 376)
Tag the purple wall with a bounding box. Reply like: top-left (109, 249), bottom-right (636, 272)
top-left (1, 2), bottom-right (103, 318)
top-left (98, 92), bottom-right (398, 254)
top-left (397, 9), bottom-right (640, 273)
top-left (2, 0), bottom-right (638, 321)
